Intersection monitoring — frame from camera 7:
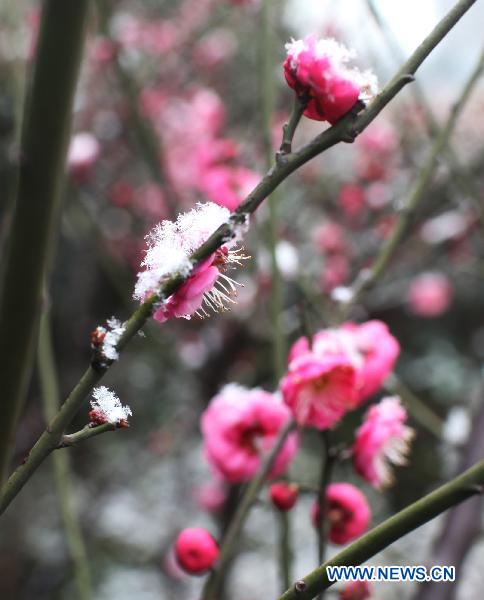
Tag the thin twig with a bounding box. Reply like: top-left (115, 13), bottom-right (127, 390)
top-left (201, 419), bottom-right (296, 600)
top-left (38, 311), bottom-right (91, 600)
top-left (0, 0), bottom-right (478, 516)
top-left (340, 45), bottom-right (484, 317)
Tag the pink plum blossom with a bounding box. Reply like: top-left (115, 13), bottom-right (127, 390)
top-left (313, 221), bottom-right (348, 254)
top-left (134, 202), bottom-right (247, 323)
top-left (287, 321), bottom-right (400, 406)
top-left (353, 396), bottom-right (415, 488)
top-left (281, 351), bottom-right (357, 430)
top-left (284, 36), bottom-right (377, 124)
top-left (194, 478), bottom-right (228, 514)
top-left (199, 166), bottom-right (260, 211)
top-left (311, 483), bottom-right (371, 545)
top-left (201, 384), bottom-right (298, 483)
top-left (406, 272), bottom-right (453, 317)
top-left (338, 184), bottom-right (367, 220)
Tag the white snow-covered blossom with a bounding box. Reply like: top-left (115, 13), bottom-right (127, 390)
top-left (90, 386), bottom-right (132, 424)
top-left (133, 202), bottom-right (231, 302)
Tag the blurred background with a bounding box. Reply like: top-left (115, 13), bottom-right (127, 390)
top-left (0, 0), bottom-right (484, 598)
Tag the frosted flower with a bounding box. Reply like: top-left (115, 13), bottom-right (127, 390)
top-left (134, 202), bottom-right (248, 323)
top-left (90, 386), bottom-right (132, 426)
top-left (353, 396), bottom-right (415, 488)
top-left (284, 35), bottom-right (378, 124)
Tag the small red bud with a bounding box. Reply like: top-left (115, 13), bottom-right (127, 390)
top-left (174, 528), bottom-right (219, 575)
top-left (269, 482), bottom-right (299, 511)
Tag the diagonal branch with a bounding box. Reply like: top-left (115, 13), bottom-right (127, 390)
top-left (0, 0), bottom-right (478, 516)
top-left (277, 459), bottom-right (484, 600)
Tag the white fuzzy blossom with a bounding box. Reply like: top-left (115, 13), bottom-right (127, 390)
top-left (91, 386), bottom-right (132, 424)
top-left (134, 202), bottom-right (230, 301)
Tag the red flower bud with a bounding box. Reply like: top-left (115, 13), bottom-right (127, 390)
top-left (174, 528), bottom-right (219, 575)
top-left (269, 482), bottom-right (299, 511)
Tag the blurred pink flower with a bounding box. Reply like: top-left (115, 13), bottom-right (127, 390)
top-left (407, 272), bottom-right (453, 317)
top-left (194, 478), bottom-right (228, 513)
top-left (338, 184), bottom-right (366, 220)
top-left (313, 221), bottom-right (348, 254)
top-left (311, 483), bottom-right (371, 545)
top-left (356, 121), bottom-right (398, 181)
top-left (201, 384), bottom-right (298, 483)
top-left (284, 36), bottom-right (377, 124)
top-left (67, 132), bottom-right (100, 181)
top-left (320, 254), bottom-right (350, 292)
top-left (353, 396), bottom-right (415, 489)
top-left (340, 580), bottom-right (371, 599)
top-left (193, 28), bottom-right (237, 69)
top-left (200, 166), bottom-right (260, 211)
top-left (281, 351), bottom-right (357, 430)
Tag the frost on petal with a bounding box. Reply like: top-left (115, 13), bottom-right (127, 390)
top-left (90, 386), bottom-right (132, 425)
top-left (133, 202), bottom-right (231, 302)
top-left (283, 35), bottom-right (378, 124)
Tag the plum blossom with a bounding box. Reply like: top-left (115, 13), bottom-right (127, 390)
top-left (281, 352), bottom-right (357, 430)
top-left (134, 202), bottom-right (248, 323)
top-left (201, 384), bottom-right (298, 483)
top-left (174, 528), bottom-right (219, 575)
top-left (406, 272), bottom-right (453, 318)
top-left (311, 483), bottom-right (371, 545)
top-left (90, 386), bottom-right (132, 426)
top-left (284, 35), bottom-right (378, 124)
top-left (353, 396), bottom-right (415, 488)
top-left (286, 320), bottom-right (400, 408)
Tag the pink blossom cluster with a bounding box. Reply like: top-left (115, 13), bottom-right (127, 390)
top-left (141, 86), bottom-right (260, 211)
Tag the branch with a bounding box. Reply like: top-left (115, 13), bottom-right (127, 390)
top-left (277, 459), bottom-right (484, 600)
top-left (340, 44), bottom-right (484, 316)
top-left (0, 0), bottom-right (478, 515)
top-left (58, 423), bottom-right (119, 448)
top-left (38, 311), bottom-right (92, 600)
top-left (201, 419), bottom-right (296, 600)
top-left (0, 0), bottom-right (91, 481)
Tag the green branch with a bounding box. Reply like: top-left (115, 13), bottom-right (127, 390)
top-left (0, 0), bottom-right (91, 481)
top-left (277, 460), bottom-right (484, 600)
top-left (201, 419), bottom-right (296, 600)
top-left (38, 312), bottom-right (91, 600)
top-left (0, 0), bottom-right (477, 515)
top-left (341, 44), bottom-right (484, 316)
